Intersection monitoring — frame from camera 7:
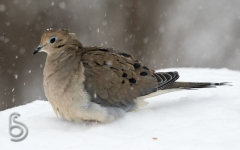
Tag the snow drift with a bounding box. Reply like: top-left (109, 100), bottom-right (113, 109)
top-left (0, 68), bottom-right (240, 150)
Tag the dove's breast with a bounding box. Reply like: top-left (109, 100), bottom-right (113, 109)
top-left (43, 54), bottom-right (91, 121)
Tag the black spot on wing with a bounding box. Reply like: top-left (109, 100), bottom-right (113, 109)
top-left (133, 63), bottom-right (140, 69)
top-left (122, 73), bottom-right (127, 77)
top-left (140, 72), bottom-right (148, 76)
top-left (129, 78), bottom-right (136, 83)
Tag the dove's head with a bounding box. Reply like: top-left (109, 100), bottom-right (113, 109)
top-left (33, 28), bottom-right (82, 55)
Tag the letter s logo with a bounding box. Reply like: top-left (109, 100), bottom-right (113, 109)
top-left (9, 112), bottom-right (28, 142)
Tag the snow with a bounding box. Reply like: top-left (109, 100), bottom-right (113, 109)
top-left (59, 2), bottom-right (66, 9)
top-left (0, 4), bottom-right (6, 12)
top-left (1, 68), bottom-right (240, 150)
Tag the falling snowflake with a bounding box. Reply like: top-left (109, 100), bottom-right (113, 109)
top-left (14, 74), bottom-right (18, 79)
top-left (0, 4), bottom-right (6, 12)
top-left (59, 2), bottom-right (66, 9)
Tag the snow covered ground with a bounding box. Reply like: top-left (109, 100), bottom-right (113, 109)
top-left (0, 68), bottom-right (240, 150)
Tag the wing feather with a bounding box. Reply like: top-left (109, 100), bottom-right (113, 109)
top-left (81, 47), bottom-right (158, 108)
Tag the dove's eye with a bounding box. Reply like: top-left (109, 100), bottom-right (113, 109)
top-left (49, 36), bottom-right (57, 43)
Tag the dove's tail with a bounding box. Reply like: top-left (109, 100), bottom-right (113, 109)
top-left (155, 71), bottom-right (231, 90)
top-left (135, 81), bottom-right (231, 110)
top-left (165, 82), bottom-right (231, 89)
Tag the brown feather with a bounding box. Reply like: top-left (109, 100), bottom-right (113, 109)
top-left (81, 47), bottom-right (158, 107)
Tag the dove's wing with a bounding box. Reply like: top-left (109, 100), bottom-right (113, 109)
top-left (81, 47), bottom-right (179, 110)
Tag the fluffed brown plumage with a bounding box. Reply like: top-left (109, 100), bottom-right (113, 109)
top-left (33, 28), bottom-right (228, 123)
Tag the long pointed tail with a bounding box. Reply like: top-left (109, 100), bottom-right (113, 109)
top-left (165, 82), bottom-right (231, 89)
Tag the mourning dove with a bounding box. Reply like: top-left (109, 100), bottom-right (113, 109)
top-left (33, 28), bottom-right (228, 123)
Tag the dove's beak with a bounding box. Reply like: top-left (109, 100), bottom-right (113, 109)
top-left (33, 45), bottom-right (43, 55)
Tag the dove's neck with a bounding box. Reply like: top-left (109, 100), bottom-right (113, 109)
top-left (44, 50), bottom-right (82, 78)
